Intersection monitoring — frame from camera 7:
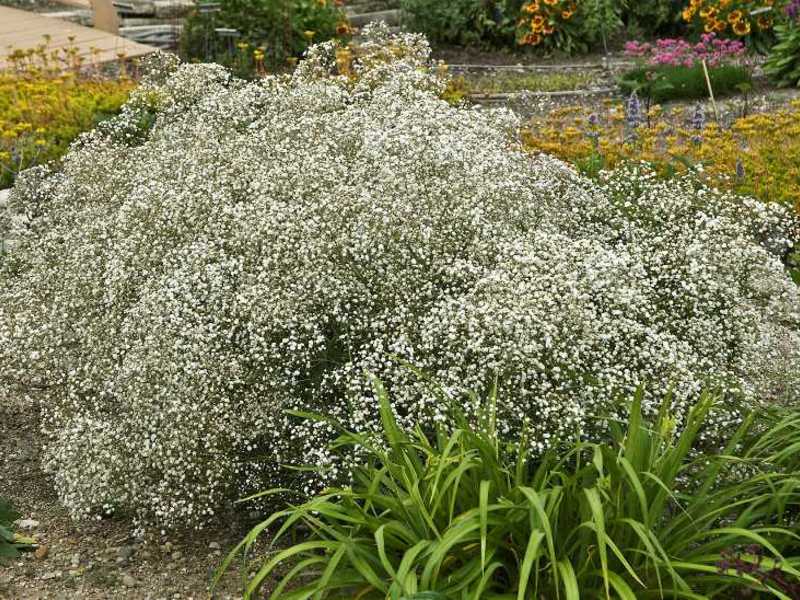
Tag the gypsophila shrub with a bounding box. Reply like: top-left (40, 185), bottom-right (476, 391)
top-left (0, 24), bottom-right (798, 528)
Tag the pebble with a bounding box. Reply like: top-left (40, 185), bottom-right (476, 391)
top-left (41, 570), bottom-right (61, 580)
top-left (122, 574), bottom-right (137, 588)
top-left (15, 518), bottom-right (40, 530)
top-left (34, 545), bottom-right (49, 560)
top-left (208, 541), bottom-right (221, 550)
top-left (163, 541), bottom-right (173, 552)
top-left (171, 550), bottom-right (183, 561)
top-left (70, 553), bottom-right (81, 568)
top-left (118, 545), bottom-right (136, 560)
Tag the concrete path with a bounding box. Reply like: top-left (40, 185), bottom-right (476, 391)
top-left (0, 5), bottom-right (155, 68)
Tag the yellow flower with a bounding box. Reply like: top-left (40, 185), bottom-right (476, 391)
top-left (727, 9), bottom-right (743, 23)
top-left (733, 20), bottom-right (751, 35)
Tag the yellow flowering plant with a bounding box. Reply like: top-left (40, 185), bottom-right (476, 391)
top-left (516, 0), bottom-right (585, 52)
top-left (522, 99), bottom-right (800, 211)
top-left (0, 41), bottom-right (133, 188)
top-left (682, 0), bottom-right (779, 51)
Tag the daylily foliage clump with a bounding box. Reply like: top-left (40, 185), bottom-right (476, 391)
top-left (0, 26), bottom-right (798, 528)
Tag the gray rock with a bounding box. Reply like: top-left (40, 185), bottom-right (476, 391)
top-left (70, 553), bottom-right (81, 568)
top-left (122, 574), bottom-right (137, 588)
top-left (41, 570), bottom-right (62, 580)
top-left (170, 550), bottom-right (183, 561)
top-left (208, 541), bottom-right (221, 550)
top-left (15, 518), bottom-right (40, 530)
top-left (118, 545), bottom-right (136, 560)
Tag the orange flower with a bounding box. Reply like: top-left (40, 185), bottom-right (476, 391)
top-left (543, 0), bottom-right (558, 5)
top-left (757, 15), bottom-right (772, 30)
top-left (561, 9), bottom-right (573, 19)
top-left (522, 32), bottom-right (542, 45)
top-left (714, 19), bottom-right (728, 32)
top-left (522, 2), bottom-right (539, 14)
top-left (542, 23), bottom-right (554, 34)
top-left (727, 10), bottom-right (743, 23)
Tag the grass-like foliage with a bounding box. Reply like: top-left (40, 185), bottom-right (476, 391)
top-left (618, 63), bottom-right (751, 103)
top-left (217, 382), bottom-right (800, 599)
top-left (0, 497), bottom-right (34, 561)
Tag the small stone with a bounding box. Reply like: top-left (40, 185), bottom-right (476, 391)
top-left (170, 550), bottom-right (183, 561)
top-left (15, 518), bottom-right (40, 531)
top-left (118, 545), bottom-right (136, 560)
top-left (163, 541), bottom-right (173, 552)
top-left (122, 574), bottom-right (137, 588)
top-left (141, 550), bottom-right (152, 559)
top-left (208, 541), bottom-right (221, 550)
top-left (34, 545), bottom-right (49, 560)
top-left (41, 570), bottom-right (61, 580)
top-left (70, 553), bottom-right (80, 568)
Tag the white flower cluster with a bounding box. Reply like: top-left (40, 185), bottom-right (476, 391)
top-left (1, 26), bottom-right (798, 528)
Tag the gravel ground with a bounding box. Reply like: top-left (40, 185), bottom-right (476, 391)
top-left (1, 393), bottom-right (261, 600)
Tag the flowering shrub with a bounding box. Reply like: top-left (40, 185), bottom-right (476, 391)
top-left (1, 27), bottom-right (798, 528)
top-left (682, 0), bottom-right (777, 49)
top-left (522, 100), bottom-right (800, 210)
top-left (516, 0), bottom-right (626, 53)
top-left (517, 0), bottom-right (580, 49)
top-left (0, 44), bottom-right (133, 188)
top-left (624, 33), bottom-right (746, 67)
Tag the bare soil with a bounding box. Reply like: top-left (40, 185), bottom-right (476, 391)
top-left (0, 394), bottom-right (259, 600)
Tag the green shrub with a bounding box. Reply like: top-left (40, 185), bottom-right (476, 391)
top-left (0, 498), bottom-right (34, 560)
top-left (618, 63), bottom-right (751, 103)
top-left (764, 22), bottom-right (800, 88)
top-left (624, 0), bottom-right (681, 37)
top-left (399, 0), bottom-right (519, 47)
top-left (180, 0), bottom-right (349, 75)
top-left (216, 381), bottom-right (800, 599)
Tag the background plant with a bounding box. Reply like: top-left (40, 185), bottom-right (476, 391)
top-left (0, 41), bottom-right (133, 189)
top-left (400, 0), bottom-right (519, 47)
top-left (516, 0), bottom-right (583, 52)
top-left (682, 0), bottom-right (778, 52)
top-left (625, 0), bottom-right (684, 38)
top-left (217, 382), bottom-right (800, 599)
top-left (764, 1), bottom-right (800, 87)
top-left (625, 33), bottom-right (746, 67)
top-left (522, 98), bottom-right (800, 209)
top-left (1, 30), bottom-right (797, 528)
top-left (618, 63), bottom-right (751, 103)
top-left (180, 0), bottom-right (349, 75)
